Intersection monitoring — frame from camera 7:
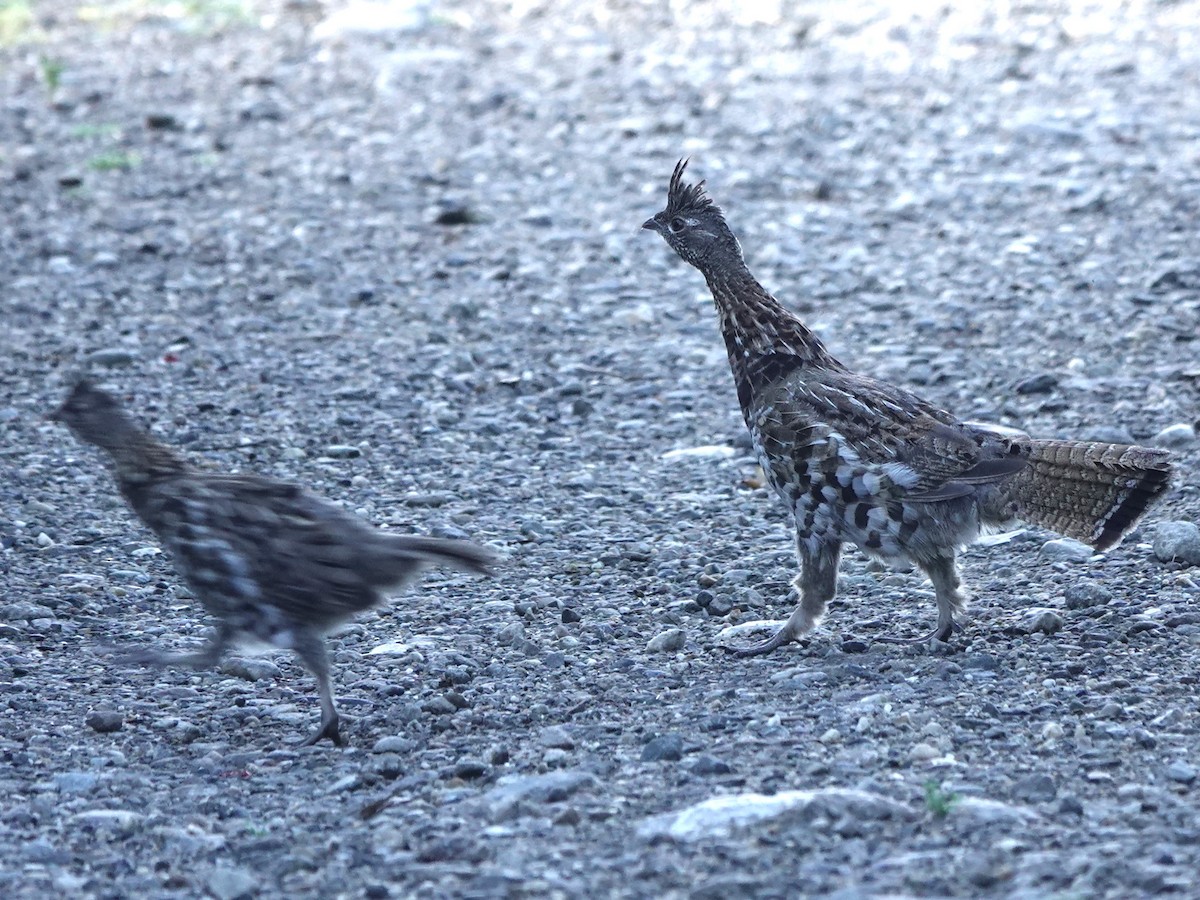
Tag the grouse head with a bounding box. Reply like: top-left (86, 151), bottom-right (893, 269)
top-left (51, 379), bottom-right (132, 448)
top-left (643, 159), bottom-right (744, 272)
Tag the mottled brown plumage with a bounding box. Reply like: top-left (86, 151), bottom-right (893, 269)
top-left (644, 160), bottom-right (1173, 655)
top-left (53, 380), bottom-right (494, 745)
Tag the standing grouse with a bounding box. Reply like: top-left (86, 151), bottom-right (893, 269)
top-left (53, 380), bottom-right (494, 745)
top-left (644, 160), bottom-right (1173, 656)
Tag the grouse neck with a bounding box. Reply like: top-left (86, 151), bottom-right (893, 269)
top-left (702, 266), bottom-right (836, 368)
top-left (93, 423), bottom-right (191, 494)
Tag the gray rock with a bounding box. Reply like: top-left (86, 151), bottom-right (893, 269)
top-left (1039, 538), bottom-right (1093, 562)
top-left (55, 771), bottom-right (99, 794)
top-left (450, 759), bottom-right (490, 780)
top-left (638, 788), bottom-right (912, 842)
top-left (480, 770), bottom-right (601, 823)
top-left (207, 865), bottom-right (259, 900)
top-left (1015, 608), bottom-right (1065, 635)
top-left (322, 444), bottom-right (362, 459)
top-left (641, 733), bottom-right (684, 762)
top-left (371, 736), bottom-right (417, 754)
top-left (540, 725), bottom-right (575, 750)
top-left (948, 797), bottom-right (1040, 826)
top-left (70, 809), bottom-right (144, 834)
top-left (1015, 372), bottom-right (1058, 394)
top-left (22, 839), bottom-right (68, 864)
top-left (219, 658), bottom-right (281, 682)
top-left (1166, 761), bottom-right (1197, 785)
top-left (1, 601), bottom-right (56, 621)
top-left (646, 628), bottom-right (685, 653)
top-left (1011, 773), bottom-right (1057, 803)
top-left (85, 348), bottom-right (136, 367)
top-left (689, 755), bottom-right (733, 776)
top-left (1152, 423), bottom-right (1196, 448)
top-left (706, 593), bottom-right (734, 617)
top-left (85, 709), bottom-right (123, 733)
top-left (1153, 522), bottom-right (1200, 566)
top-left (1084, 425), bottom-right (1136, 445)
top-left (1064, 582), bottom-right (1112, 609)
top-left (422, 696), bottom-right (457, 715)
top-left (496, 622), bottom-right (525, 646)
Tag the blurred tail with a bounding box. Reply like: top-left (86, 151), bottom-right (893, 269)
top-left (360, 534), bottom-right (496, 588)
top-left (1004, 440), bottom-right (1172, 550)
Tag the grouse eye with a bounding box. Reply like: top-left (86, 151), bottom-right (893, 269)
top-left (667, 216), bottom-right (686, 234)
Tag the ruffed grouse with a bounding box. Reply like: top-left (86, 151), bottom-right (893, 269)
top-left (644, 160), bottom-right (1173, 656)
top-left (53, 380), bottom-right (494, 745)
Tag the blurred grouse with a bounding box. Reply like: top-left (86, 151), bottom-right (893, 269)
top-left (53, 380), bottom-right (493, 745)
top-left (644, 160), bottom-right (1173, 656)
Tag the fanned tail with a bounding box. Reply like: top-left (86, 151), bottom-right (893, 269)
top-left (1004, 440), bottom-right (1172, 550)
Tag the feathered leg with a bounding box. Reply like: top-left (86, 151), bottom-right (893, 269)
top-left (729, 539), bottom-right (842, 657)
top-left (292, 630), bottom-right (343, 747)
top-left (875, 552), bottom-right (966, 644)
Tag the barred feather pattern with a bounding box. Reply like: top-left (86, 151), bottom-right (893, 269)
top-left (645, 160), bottom-right (1174, 655)
top-left (53, 380), bottom-right (493, 745)
top-left (995, 440), bottom-right (1173, 551)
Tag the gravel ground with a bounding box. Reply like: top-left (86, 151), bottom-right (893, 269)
top-left (2, 0), bottom-right (1199, 896)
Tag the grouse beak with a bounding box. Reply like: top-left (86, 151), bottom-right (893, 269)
top-left (642, 217), bottom-right (661, 233)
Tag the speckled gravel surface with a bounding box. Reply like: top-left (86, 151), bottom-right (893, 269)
top-left (2, 1), bottom-right (1199, 897)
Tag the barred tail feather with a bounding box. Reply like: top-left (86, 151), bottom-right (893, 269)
top-left (1007, 440), bottom-right (1172, 550)
top-left (361, 535), bottom-right (495, 588)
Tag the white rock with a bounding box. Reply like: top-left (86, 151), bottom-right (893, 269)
top-left (646, 628), bottom-right (686, 653)
top-left (638, 788), bottom-right (911, 842)
top-left (618, 302), bottom-right (656, 326)
top-left (1039, 538), bottom-right (1093, 562)
top-left (207, 865), bottom-right (259, 900)
top-left (661, 445), bottom-right (737, 461)
top-left (71, 809), bottom-right (144, 833)
top-left (1152, 423), bottom-right (1196, 448)
top-left (314, 0), bottom-right (433, 40)
top-left (715, 620), bottom-right (788, 644)
top-left (975, 528), bottom-right (1027, 547)
top-left (1041, 722), bottom-right (1065, 740)
top-left (948, 797), bottom-right (1040, 826)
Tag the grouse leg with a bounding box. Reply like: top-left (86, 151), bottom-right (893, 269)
top-left (292, 631), bottom-right (343, 747)
top-left (874, 553), bottom-right (966, 644)
top-left (729, 540), bottom-right (841, 657)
